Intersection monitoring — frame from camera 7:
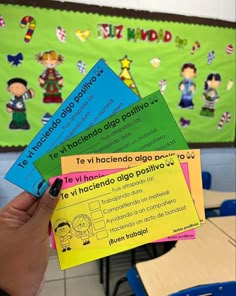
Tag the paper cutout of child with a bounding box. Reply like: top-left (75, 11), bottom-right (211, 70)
top-left (36, 50), bottom-right (64, 103)
top-left (200, 73), bottom-right (221, 117)
top-left (178, 63), bottom-right (197, 109)
top-left (6, 78), bottom-right (34, 130)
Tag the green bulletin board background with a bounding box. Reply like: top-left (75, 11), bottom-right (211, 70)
top-left (0, 0), bottom-right (235, 150)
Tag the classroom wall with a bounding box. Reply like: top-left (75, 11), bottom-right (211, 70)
top-left (51, 0), bottom-right (236, 21)
top-left (0, 0), bottom-right (235, 207)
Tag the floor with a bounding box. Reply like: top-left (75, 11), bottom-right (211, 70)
top-left (40, 249), bottom-right (135, 296)
top-left (40, 250), bottom-right (106, 296)
top-left (40, 244), bottom-right (168, 296)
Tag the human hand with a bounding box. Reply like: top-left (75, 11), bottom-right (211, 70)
top-left (0, 178), bottom-right (63, 296)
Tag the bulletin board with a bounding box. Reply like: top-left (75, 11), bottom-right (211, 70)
top-left (0, 0), bottom-right (235, 151)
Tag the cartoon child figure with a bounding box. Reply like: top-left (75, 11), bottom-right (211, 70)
top-left (178, 63), bottom-right (197, 109)
top-left (53, 219), bottom-right (73, 252)
top-left (35, 50), bottom-right (64, 103)
top-left (159, 79), bottom-right (167, 94)
top-left (200, 73), bottom-right (221, 117)
top-left (72, 214), bottom-right (93, 246)
top-left (6, 78), bottom-right (34, 130)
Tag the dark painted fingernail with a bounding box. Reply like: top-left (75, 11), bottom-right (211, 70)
top-left (48, 222), bottom-right (52, 236)
top-left (49, 178), bottom-right (63, 197)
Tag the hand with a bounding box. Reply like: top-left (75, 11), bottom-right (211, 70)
top-left (179, 84), bottom-right (184, 91)
top-left (28, 89), bottom-right (35, 98)
top-left (0, 178), bottom-right (62, 296)
top-left (6, 107), bottom-right (13, 113)
top-left (190, 85), bottom-right (195, 92)
top-left (58, 78), bottom-right (63, 86)
top-left (39, 78), bottom-right (45, 85)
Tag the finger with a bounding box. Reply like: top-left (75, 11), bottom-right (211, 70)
top-left (27, 200), bottom-right (40, 217)
top-left (28, 178), bottom-right (63, 236)
top-left (5, 191), bottom-right (37, 212)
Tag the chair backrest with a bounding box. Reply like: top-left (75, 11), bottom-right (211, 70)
top-left (220, 199), bottom-right (236, 216)
top-left (202, 171), bottom-right (212, 189)
top-left (170, 281), bottom-right (236, 296)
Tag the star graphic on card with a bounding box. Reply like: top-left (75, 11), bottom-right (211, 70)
top-left (119, 55), bottom-right (132, 69)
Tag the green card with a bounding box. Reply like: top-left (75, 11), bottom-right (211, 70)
top-left (35, 90), bottom-right (188, 181)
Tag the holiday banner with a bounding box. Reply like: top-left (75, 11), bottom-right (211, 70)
top-left (0, 0), bottom-right (235, 150)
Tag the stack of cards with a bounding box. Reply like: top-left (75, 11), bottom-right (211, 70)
top-left (5, 59), bottom-right (204, 270)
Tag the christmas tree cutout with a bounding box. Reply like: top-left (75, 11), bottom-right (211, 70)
top-left (119, 55), bottom-right (141, 97)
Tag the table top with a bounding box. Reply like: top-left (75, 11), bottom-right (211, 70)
top-left (209, 216), bottom-right (236, 242)
top-left (203, 189), bottom-right (235, 209)
top-left (136, 219), bottom-right (236, 296)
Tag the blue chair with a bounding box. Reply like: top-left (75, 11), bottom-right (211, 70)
top-left (220, 199), bottom-right (236, 216)
top-left (202, 171), bottom-right (212, 189)
top-left (126, 267), bottom-right (147, 296)
top-left (170, 281), bottom-right (236, 296)
top-left (202, 171), bottom-right (216, 217)
top-left (113, 242), bottom-right (177, 296)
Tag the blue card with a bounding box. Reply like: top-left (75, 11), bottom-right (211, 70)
top-left (5, 59), bottom-right (140, 196)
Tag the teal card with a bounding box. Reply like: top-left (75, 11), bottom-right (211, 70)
top-left (4, 59), bottom-right (139, 196)
top-left (35, 90), bottom-right (188, 182)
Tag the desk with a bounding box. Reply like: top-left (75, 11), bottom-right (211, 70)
top-left (209, 216), bottom-right (236, 242)
top-left (203, 190), bottom-right (235, 209)
top-left (136, 220), bottom-right (236, 296)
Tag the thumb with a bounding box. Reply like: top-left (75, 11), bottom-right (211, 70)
top-left (29, 178), bottom-right (63, 236)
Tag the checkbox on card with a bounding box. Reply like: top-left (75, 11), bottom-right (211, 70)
top-left (91, 210), bottom-right (103, 220)
top-left (93, 220), bottom-right (106, 230)
top-left (89, 200), bottom-right (101, 211)
top-left (96, 230), bottom-right (108, 240)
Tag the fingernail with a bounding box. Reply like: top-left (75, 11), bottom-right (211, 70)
top-left (48, 222), bottom-right (52, 236)
top-left (49, 178), bottom-right (63, 197)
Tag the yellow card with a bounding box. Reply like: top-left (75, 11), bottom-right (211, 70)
top-left (52, 155), bottom-right (200, 270)
top-left (61, 149), bottom-right (205, 223)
